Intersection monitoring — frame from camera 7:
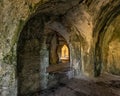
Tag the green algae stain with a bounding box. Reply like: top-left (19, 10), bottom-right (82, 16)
top-left (3, 20), bottom-right (25, 65)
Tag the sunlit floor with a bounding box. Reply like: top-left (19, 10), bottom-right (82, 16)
top-left (47, 62), bottom-right (70, 73)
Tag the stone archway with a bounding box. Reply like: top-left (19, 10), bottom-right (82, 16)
top-left (101, 15), bottom-right (120, 75)
top-left (60, 44), bottom-right (70, 63)
top-left (17, 14), bottom-right (48, 96)
top-left (17, 14), bottom-right (71, 95)
top-left (93, 5), bottom-right (120, 76)
top-left (45, 30), bottom-right (71, 88)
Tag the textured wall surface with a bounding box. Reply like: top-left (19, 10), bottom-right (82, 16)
top-left (0, 0), bottom-right (49, 96)
top-left (0, 0), bottom-right (120, 96)
top-left (102, 15), bottom-right (120, 75)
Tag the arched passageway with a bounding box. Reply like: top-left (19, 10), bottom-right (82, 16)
top-left (17, 14), bottom-right (70, 96)
top-left (1, 1), bottom-right (120, 96)
top-left (17, 14), bottom-right (44, 96)
top-left (94, 14), bottom-right (120, 76)
top-left (48, 32), bottom-right (70, 65)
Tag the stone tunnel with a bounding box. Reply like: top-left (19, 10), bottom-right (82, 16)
top-left (0, 0), bottom-right (120, 96)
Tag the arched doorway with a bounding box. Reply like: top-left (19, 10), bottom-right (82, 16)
top-left (46, 31), bottom-right (70, 88)
top-left (17, 15), bottom-right (70, 95)
top-left (60, 44), bottom-right (69, 63)
top-left (48, 32), bottom-right (70, 65)
top-left (17, 14), bottom-right (49, 96)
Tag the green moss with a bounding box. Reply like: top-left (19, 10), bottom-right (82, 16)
top-left (3, 47), bottom-right (16, 65)
top-left (12, 19), bottom-right (25, 46)
top-left (0, 0), bottom-right (3, 7)
top-left (3, 20), bottom-right (25, 65)
top-left (29, 0), bottom-right (50, 13)
top-left (109, 66), bottom-right (120, 75)
top-left (94, 62), bottom-right (102, 77)
top-left (29, 4), bottom-right (33, 12)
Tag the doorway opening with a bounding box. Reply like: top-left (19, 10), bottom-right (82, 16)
top-left (46, 32), bottom-right (70, 89)
top-left (60, 44), bottom-right (69, 63)
top-left (17, 15), bottom-right (71, 96)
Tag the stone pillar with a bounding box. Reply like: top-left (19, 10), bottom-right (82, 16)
top-left (0, 62), bottom-right (17, 96)
top-left (57, 45), bottom-right (62, 63)
top-left (40, 36), bottom-right (49, 89)
top-left (50, 34), bottom-right (59, 65)
top-left (72, 42), bottom-right (82, 77)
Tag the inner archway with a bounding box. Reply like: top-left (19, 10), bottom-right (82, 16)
top-left (46, 31), bottom-right (70, 88)
top-left (60, 44), bottom-right (69, 63)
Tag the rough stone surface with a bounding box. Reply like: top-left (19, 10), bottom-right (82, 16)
top-left (0, 0), bottom-right (120, 96)
top-left (102, 15), bottom-right (120, 75)
top-left (0, 0), bottom-right (49, 96)
top-left (36, 73), bottom-right (120, 96)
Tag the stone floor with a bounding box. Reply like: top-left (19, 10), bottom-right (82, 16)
top-left (28, 73), bottom-right (120, 96)
top-left (20, 59), bottom-right (120, 96)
